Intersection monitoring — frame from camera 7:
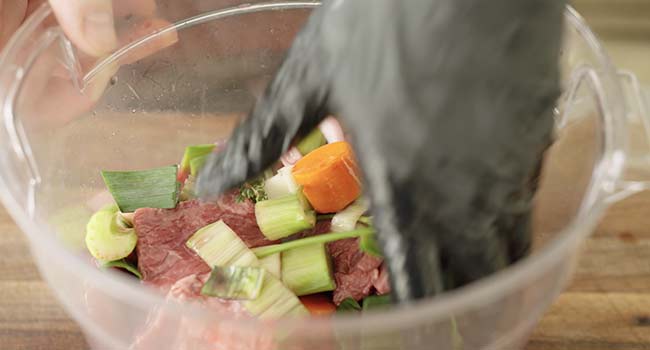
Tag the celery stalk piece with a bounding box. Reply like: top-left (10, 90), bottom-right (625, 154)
top-left (359, 234), bottom-right (383, 257)
top-left (187, 221), bottom-right (308, 318)
top-left (85, 205), bottom-right (137, 261)
top-left (264, 166), bottom-right (299, 200)
top-left (281, 243), bottom-right (336, 296)
top-left (259, 253), bottom-right (282, 279)
top-left (201, 266), bottom-right (266, 300)
top-left (255, 193), bottom-right (316, 240)
top-left (186, 220), bottom-right (258, 268)
top-left (331, 198), bottom-right (369, 232)
top-left (101, 166), bottom-right (179, 213)
top-left (253, 227), bottom-right (375, 258)
top-left (180, 144), bottom-right (215, 172)
top-left (296, 128), bottom-right (327, 155)
top-left (244, 274), bottom-right (308, 319)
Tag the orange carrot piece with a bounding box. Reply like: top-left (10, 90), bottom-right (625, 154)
top-left (292, 142), bottom-right (361, 213)
top-left (300, 294), bottom-right (337, 316)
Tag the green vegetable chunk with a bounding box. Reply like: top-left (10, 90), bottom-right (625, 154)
top-left (186, 220), bottom-right (258, 267)
top-left (187, 221), bottom-right (308, 318)
top-left (201, 266), bottom-right (266, 300)
top-left (189, 154), bottom-right (209, 176)
top-left (255, 193), bottom-right (316, 240)
top-left (180, 144), bottom-right (215, 172)
top-left (281, 243), bottom-right (336, 296)
top-left (85, 205), bottom-right (137, 262)
top-left (101, 165), bottom-right (179, 213)
top-left (259, 253), bottom-right (281, 279)
top-left (362, 295), bottom-right (392, 311)
top-left (337, 298), bottom-right (361, 312)
top-left (359, 234), bottom-right (383, 257)
top-left (296, 128), bottom-right (327, 155)
top-left (102, 259), bottom-right (142, 279)
top-left (253, 227), bottom-right (375, 258)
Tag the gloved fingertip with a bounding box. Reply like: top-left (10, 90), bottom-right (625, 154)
top-left (82, 9), bottom-right (118, 56)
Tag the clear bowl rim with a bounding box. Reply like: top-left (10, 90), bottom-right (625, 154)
top-left (0, 0), bottom-right (624, 338)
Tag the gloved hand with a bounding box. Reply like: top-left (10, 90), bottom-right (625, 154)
top-left (197, 0), bottom-right (566, 302)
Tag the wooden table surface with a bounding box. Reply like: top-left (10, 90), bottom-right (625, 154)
top-left (2, 2), bottom-right (650, 350)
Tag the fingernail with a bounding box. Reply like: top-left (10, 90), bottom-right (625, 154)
top-left (83, 11), bottom-right (118, 55)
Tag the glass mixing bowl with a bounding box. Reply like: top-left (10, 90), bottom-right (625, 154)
top-left (1, 1), bottom-right (649, 349)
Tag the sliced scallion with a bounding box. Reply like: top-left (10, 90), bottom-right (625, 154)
top-left (201, 266), bottom-right (266, 300)
top-left (255, 193), bottom-right (315, 240)
top-left (101, 166), bottom-right (179, 213)
top-left (281, 243), bottom-right (335, 296)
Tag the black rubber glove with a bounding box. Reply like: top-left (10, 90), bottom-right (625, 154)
top-left (197, 0), bottom-right (566, 303)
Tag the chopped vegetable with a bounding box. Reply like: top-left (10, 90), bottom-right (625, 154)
top-left (362, 295), bottom-right (392, 310)
top-left (189, 154), bottom-right (209, 176)
top-left (85, 205), bottom-right (137, 261)
top-left (101, 259), bottom-right (142, 279)
top-left (253, 227), bottom-right (375, 258)
top-left (101, 166), bottom-right (179, 212)
top-left (337, 298), bottom-right (362, 312)
top-left (243, 274), bottom-right (309, 319)
top-left (259, 253), bottom-right (281, 279)
top-left (201, 266), bottom-right (266, 300)
top-left (264, 166), bottom-right (299, 199)
top-left (188, 221), bottom-right (308, 318)
top-left (296, 128), bottom-right (327, 155)
top-left (331, 198), bottom-right (368, 232)
top-left (292, 141), bottom-right (361, 213)
top-left (255, 193), bottom-right (316, 240)
top-left (300, 294), bottom-right (337, 316)
top-left (180, 144), bottom-right (215, 173)
top-left (236, 178), bottom-right (267, 203)
top-left (186, 220), bottom-right (259, 267)
top-left (281, 243), bottom-right (336, 296)
top-left (359, 234), bottom-right (383, 257)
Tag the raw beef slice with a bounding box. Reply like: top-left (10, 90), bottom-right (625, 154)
top-left (134, 194), bottom-right (276, 289)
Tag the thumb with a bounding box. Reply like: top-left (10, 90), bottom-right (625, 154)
top-left (49, 0), bottom-right (117, 56)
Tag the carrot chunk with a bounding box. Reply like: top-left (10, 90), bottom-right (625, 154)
top-left (292, 142), bottom-right (361, 213)
top-left (300, 294), bottom-right (337, 316)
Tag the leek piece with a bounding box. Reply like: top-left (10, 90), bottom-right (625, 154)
top-left (187, 221), bottom-right (308, 318)
top-left (281, 243), bottom-right (336, 296)
top-left (337, 298), bottom-right (361, 312)
top-left (253, 227), bottom-right (375, 258)
top-left (85, 205), bottom-right (137, 261)
top-left (180, 144), bottom-right (215, 172)
top-left (255, 193), bottom-right (315, 240)
top-left (264, 166), bottom-right (299, 200)
top-left (189, 154), bottom-right (209, 176)
top-left (331, 199), bottom-right (369, 232)
top-left (296, 128), bottom-right (327, 155)
top-left (259, 253), bottom-right (282, 279)
top-left (201, 266), bottom-right (266, 300)
top-left (101, 165), bottom-right (179, 213)
top-left (179, 175), bottom-right (197, 201)
top-left (186, 220), bottom-right (258, 268)
top-left (359, 234), bottom-right (383, 257)
top-left (362, 295), bottom-right (392, 311)
top-left (101, 259), bottom-right (142, 279)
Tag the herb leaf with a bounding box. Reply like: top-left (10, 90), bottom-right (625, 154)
top-left (236, 178), bottom-right (268, 203)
